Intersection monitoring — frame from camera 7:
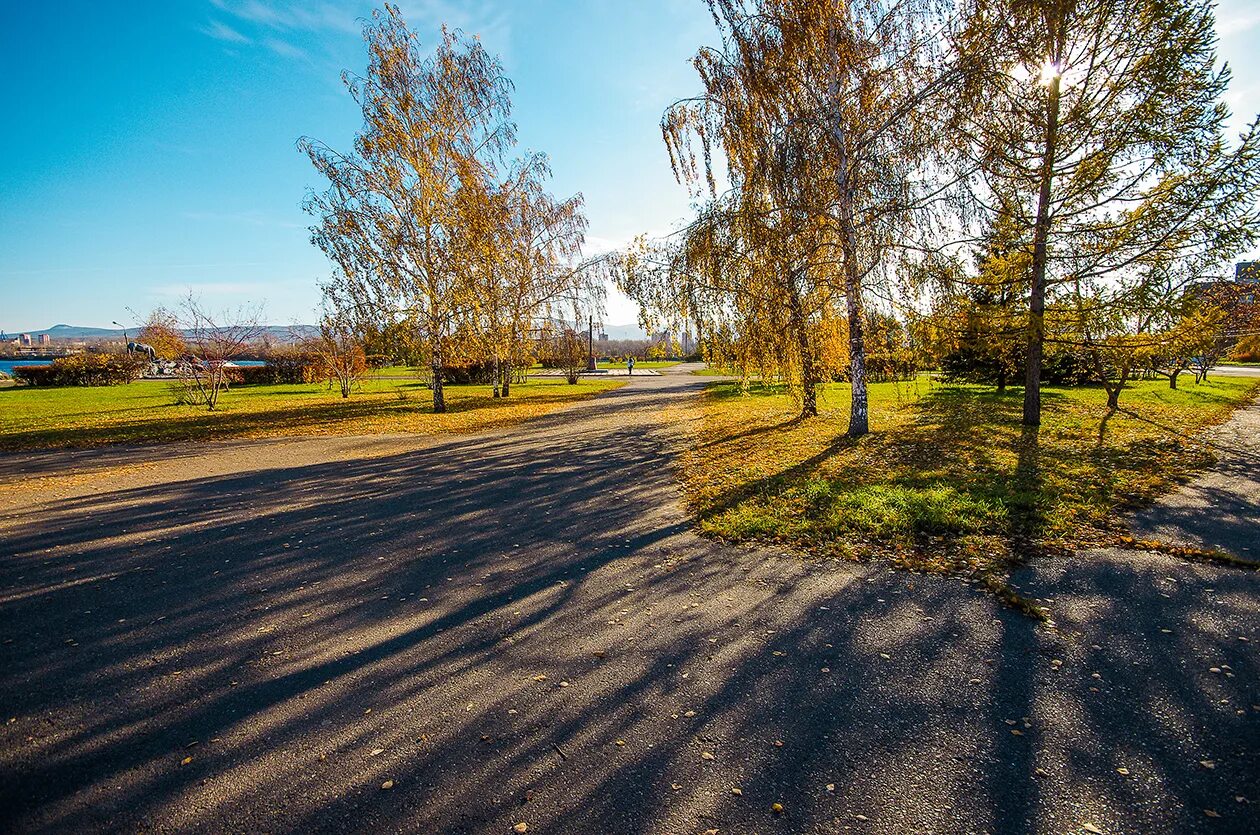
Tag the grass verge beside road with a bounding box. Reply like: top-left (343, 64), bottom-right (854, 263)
top-left (0, 377), bottom-right (624, 450)
top-left (678, 375), bottom-right (1260, 583)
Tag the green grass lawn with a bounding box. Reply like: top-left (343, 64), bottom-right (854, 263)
top-left (0, 376), bottom-right (623, 450)
top-left (679, 375), bottom-right (1260, 580)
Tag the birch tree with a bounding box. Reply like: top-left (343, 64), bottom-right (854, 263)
top-left (471, 154), bottom-right (592, 398)
top-left (300, 5), bottom-right (515, 413)
top-left (654, 0), bottom-right (964, 433)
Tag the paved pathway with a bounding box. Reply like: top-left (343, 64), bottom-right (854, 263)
top-left (0, 366), bottom-right (1256, 833)
top-left (1129, 392), bottom-right (1260, 558)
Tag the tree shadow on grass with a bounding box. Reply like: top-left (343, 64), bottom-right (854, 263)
top-left (0, 388), bottom-right (614, 452)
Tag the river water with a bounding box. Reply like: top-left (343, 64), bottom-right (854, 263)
top-left (0, 359), bottom-right (267, 376)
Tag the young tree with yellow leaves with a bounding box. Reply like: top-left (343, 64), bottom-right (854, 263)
top-left (639, 0), bottom-right (966, 433)
top-left (300, 6), bottom-right (515, 414)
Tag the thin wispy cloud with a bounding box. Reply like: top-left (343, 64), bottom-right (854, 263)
top-left (1217, 10), bottom-right (1260, 37)
top-left (210, 0), bottom-right (362, 35)
top-left (199, 19), bottom-right (253, 44)
top-left (395, 0), bottom-right (513, 59)
top-left (262, 37), bottom-right (309, 60)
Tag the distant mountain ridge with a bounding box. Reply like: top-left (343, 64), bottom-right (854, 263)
top-left (3, 322), bottom-right (649, 341)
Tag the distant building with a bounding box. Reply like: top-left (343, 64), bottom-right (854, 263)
top-left (19, 334), bottom-right (31, 347)
top-left (39, 334), bottom-right (51, 346)
top-left (597, 332), bottom-right (609, 342)
top-left (1237, 261), bottom-right (1259, 284)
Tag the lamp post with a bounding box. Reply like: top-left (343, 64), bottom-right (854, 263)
top-left (112, 321), bottom-right (128, 342)
top-left (586, 314), bottom-right (596, 371)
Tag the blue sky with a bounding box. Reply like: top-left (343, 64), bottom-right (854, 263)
top-left (1, 0), bottom-right (1258, 332)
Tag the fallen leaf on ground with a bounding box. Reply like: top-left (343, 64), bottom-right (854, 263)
top-left (381, 780), bottom-right (394, 790)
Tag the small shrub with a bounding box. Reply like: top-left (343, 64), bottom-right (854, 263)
top-left (441, 361), bottom-right (495, 385)
top-left (12, 365), bottom-right (57, 386)
top-left (168, 378), bottom-right (209, 406)
top-left (229, 354), bottom-right (322, 386)
top-left (1228, 335), bottom-right (1260, 363)
top-left (14, 354), bottom-right (147, 386)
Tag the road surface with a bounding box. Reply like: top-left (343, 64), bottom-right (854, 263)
top-left (0, 366), bottom-right (1256, 833)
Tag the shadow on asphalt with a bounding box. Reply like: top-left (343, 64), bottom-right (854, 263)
top-left (0, 376), bottom-right (1256, 833)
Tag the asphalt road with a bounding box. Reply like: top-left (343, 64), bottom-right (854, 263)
top-left (1130, 386), bottom-right (1260, 558)
top-left (0, 366), bottom-right (1256, 834)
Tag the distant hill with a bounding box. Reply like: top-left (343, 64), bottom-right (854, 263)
top-left (2, 324), bottom-right (317, 342)
top-left (5, 322), bottom-right (644, 342)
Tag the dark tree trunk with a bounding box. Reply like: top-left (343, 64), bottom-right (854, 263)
top-left (493, 355), bottom-right (501, 398)
top-left (1024, 71), bottom-right (1062, 429)
top-left (787, 278), bottom-right (818, 418)
top-left (431, 342), bottom-right (446, 413)
top-left (843, 271), bottom-right (868, 437)
top-left (502, 361), bottom-right (511, 397)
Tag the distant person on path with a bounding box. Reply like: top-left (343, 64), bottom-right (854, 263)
top-left (627, 357), bottom-right (635, 375)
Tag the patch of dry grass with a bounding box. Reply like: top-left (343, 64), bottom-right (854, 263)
top-left (678, 375), bottom-right (1259, 583)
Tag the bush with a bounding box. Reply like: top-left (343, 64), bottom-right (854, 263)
top-left (442, 361), bottom-right (495, 385)
top-left (1228, 335), bottom-right (1260, 363)
top-left (940, 342), bottom-right (1093, 386)
top-left (229, 353), bottom-right (322, 386)
top-left (12, 365), bottom-right (56, 386)
top-left (14, 354), bottom-right (147, 386)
